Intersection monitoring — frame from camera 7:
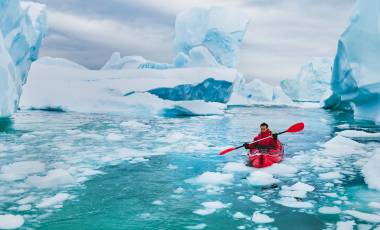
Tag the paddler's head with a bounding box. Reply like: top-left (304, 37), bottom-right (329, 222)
top-left (260, 122), bottom-right (269, 133)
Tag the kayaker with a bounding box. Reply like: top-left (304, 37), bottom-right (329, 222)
top-left (243, 122), bottom-right (278, 150)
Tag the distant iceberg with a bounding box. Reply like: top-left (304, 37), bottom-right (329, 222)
top-left (281, 58), bottom-right (332, 102)
top-left (228, 75), bottom-right (294, 106)
top-left (174, 6), bottom-right (250, 68)
top-left (322, 0), bottom-right (380, 124)
top-left (0, 0), bottom-right (47, 117)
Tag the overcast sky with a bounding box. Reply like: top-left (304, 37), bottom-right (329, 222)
top-left (30, 0), bottom-right (355, 85)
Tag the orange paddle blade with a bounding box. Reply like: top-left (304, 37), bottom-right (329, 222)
top-left (219, 147), bottom-right (237, 155)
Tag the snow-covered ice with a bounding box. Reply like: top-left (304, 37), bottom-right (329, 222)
top-left (246, 171), bottom-right (279, 186)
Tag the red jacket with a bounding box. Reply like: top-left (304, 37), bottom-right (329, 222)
top-left (247, 129), bottom-right (278, 149)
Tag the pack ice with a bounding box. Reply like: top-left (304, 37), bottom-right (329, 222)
top-left (322, 0), bottom-right (380, 124)
top-left (0, 0), bottom-right (47, 117)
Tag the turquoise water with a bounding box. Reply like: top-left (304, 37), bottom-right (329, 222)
top-left (1, 107), bottom-right (379, 229)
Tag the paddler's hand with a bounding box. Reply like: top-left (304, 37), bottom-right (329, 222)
top-left (272, 133), bottom-right (278, 140)
top-left (243, 143), bottom-right (250, 149)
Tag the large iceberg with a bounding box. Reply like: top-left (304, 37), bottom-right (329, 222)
top-left (281, 58), bottom-right (332, 102)
top-left (322, 0), bottom-right (380, 124)
top-left (0, 0), bottom-right (47, 117)
top-left (174, 7), bottom-right (250, 68)
top-left (20, 58), bottom-right (237, 116)
top-left (101, 52), bottom-right (174, 70)
top-left (228, 75), bottom-right (294, 106)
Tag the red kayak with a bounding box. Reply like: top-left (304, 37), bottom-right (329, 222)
top-left (247, 140), bottom-right (284, 168)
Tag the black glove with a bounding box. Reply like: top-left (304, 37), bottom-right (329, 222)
top-left (243, 143), bottom-right (250, 149)
top-left (272, 133), bottom-right (278, 140)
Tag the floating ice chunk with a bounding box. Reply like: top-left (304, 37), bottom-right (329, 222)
top-left (174, 187), bottom-right (185, 194)
top-left (202, 201), bottom-right (230, 209)
top-left (319, 171), bottom-right (343, 180)
top-left (275, 197), bottom-right (313, 209)
top-left (259, 163), bottom-right (298, 177)
top-left (185, 223), bottom-right (207, 230)
top-left (337, 130), bottom-right (380, 138)
top-left (249, 195), bottom-right (266, 203)
top-left (194, 201), bottom-right (229, 216)
top-left (152, 200), bottom-right (164, 206)
top-left (26, 169), bottom-right (76, 188)
top-left (318, 206), bottom-right (341, 214)
top-left (344, 210), bottom-right (380, 223)
top-left (336, 221), bottom-right (355, 230)
top-left (323, 193), bottom-right (339, 198)
top-left (237, 196), bottom-right (245, 200)
top-left (279, 182), bottom-right (314, 199)
top-left (362, 152), bottom-right (380, 191)
top-left (18, 204), bottom-right (32, 211)
top-left (369, 202), bottom-right (380, 209)
top-left (167, 164), bottom-right (178, 170)
top-left (106, 133), bottom-right (124, 141)
top-left (251, 211), bottom-right (274, 224)
top-left (16, 196), bottom-right (38, 205)
top-left (286, 182), bottom-right (315, 192)
top-left (247, 171), bottom-right (279, 186)
top-left (120, 120), bottom-right (149, 129)
top-left (322, 136), bottom-right (364, 156)
top-left (233, 212), bottom-right (249, 220)
top-left (188, 172), bottom-right (233, 186)
top-left (193, 208), bottom-right (216, 216)
top-left (37, 193), bottom-right (71, 208)
top-left (0, 214), bottom-right (24, 229)
top-left (0, 161), bottom-right (46, 181)
top-left (162, 101), bottom-right (226, 116)
top-left (222, 162), bottom-right (251, 173)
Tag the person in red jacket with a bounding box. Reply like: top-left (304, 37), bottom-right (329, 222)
top-left (243, 122), bottom-right (278, 150)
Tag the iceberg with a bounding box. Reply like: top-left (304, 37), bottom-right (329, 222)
top-left (281, 58), bottom-right (332, 102)
top-left (228, 75), bottom-right (294, 106)
top-left (322, 0), bottom-right (380, 124)
top-left (20, 58), bottom-right (237, 115)
top-left (101, 52), bottom-right (174, 70)
top-left (0, 0), bottom-right (47, 117)
top-left (174, 7), bottom-right (250, 68)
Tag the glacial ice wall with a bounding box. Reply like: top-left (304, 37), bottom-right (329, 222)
top-left (0, 0), bottom-right (47, 117)
top-left (322, 0), bottom-right (380, 123)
